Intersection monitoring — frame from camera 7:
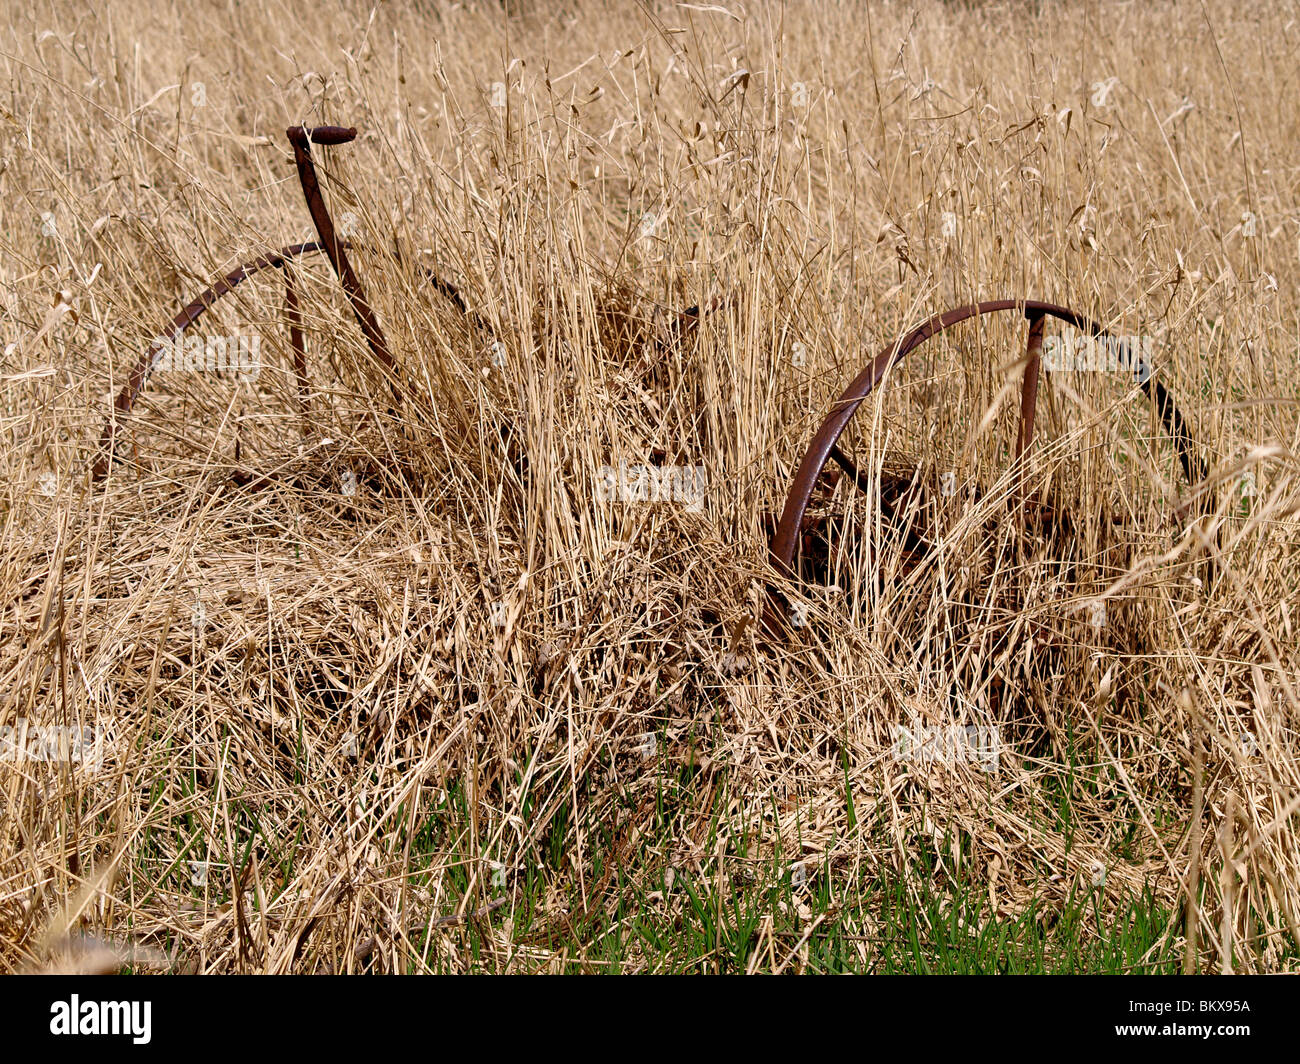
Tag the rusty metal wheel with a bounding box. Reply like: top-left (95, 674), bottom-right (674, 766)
top-left (91, 125), bottom-right (471, 484)
top-left (766, 299), bottom-right (1210, 634)
top-left (91, 241), bottom-right (331, 481)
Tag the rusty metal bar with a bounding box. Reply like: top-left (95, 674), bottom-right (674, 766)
top-left (285, 124), bottom-right (400, 406)
top-left (285, 267), bottom-right (309, 434)
top-left (1015, 311), bottom-right (1045, 462)
top-left (1012, 310), bottom-right (1047, 525)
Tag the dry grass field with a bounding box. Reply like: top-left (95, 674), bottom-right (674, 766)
top-left (1, 0), bottom-right (1298, 973)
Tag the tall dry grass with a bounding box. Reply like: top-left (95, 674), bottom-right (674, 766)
top-left (1, 0), bottom-right (1298, 972)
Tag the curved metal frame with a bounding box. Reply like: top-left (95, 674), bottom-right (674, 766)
top-left (91, 240), bottom-right (331, 480)
top-left (92, 124), bottom-right (459, 481)
top-left (769, 298), bottom-right (1207, 588)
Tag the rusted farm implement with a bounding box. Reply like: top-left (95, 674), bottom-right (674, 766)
top-left (91, 123), bottom-right (1210, 635)
top-left (93, 124), bottom-right (419, 482)
top-left (764, 299), bottom-right (1211, 631)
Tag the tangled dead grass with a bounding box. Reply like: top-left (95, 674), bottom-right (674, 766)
top-left (1, 0), bottom-right (1298, 972)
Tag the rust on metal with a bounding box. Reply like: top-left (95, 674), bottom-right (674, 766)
top-left (285, 124), bottom-right (400, 405)
top-left (286, 124), bottom-right (358, 147)
top-left (284, 268), bottom-right (310, 433)
top-left (767, 299), bottom-right (1209, 633)
top-left (91, 241), bottom-right (334, 480)
top-left (89, 122), bottom-right (1212, 647)
top-left (91, 119), bottom-right (703, 484)
top-left (92, 122), bottom-right (467, 482)
top-left (1015, 311), bottom-right (1045, 463)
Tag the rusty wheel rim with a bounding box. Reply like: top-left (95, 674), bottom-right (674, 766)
top-left (767, 299), bottom-right (1210, 633)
